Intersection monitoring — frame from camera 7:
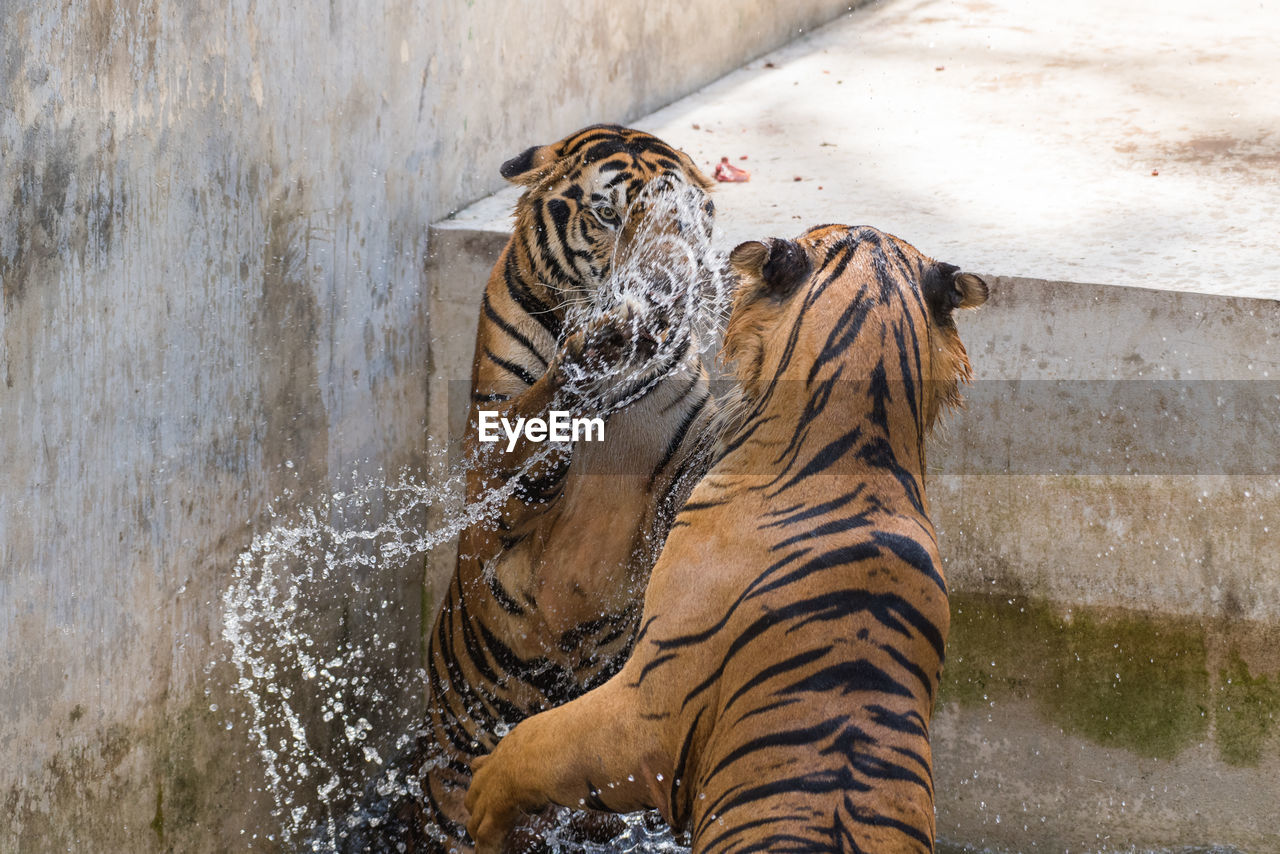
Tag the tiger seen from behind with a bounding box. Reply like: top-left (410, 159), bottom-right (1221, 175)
top-left (465, 224), bottom-right (989, 853)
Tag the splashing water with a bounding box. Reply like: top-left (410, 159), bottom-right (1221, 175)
top-left (220, 463), bottom-right (475, 849)
top-left (556, 179), bottom-right (733, 414)
top-left (219, 180), bottom-right (732, 852)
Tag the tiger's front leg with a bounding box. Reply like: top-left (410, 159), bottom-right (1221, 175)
top-left (464, 678), bottom-right (668, 854)
top-left (467, 299), bottom-right (675, 538)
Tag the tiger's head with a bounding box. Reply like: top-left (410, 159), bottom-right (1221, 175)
top-left (501, 124), bottom-right (716, 321)
top-left (723, 224), bottom-right (988, 438)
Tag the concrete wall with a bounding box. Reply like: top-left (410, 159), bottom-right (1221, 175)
top-left (931, 277), bottom-right (1280, 621)
top-left (927, 278), bottom-right (1280, 852)
top-left (0, 1), bottom-right (857, 850)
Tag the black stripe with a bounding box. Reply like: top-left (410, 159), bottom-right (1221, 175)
top-left (842, 798), bottom-right (933, 849)
top-left (702, 716), bottom-right (849, 788)
top-left (630, 652), bottom-right (679, 687)
top-left (892, 314), bottom-right (922, 432)
top-left (485, 570), bottom-right (524, 615)
top-left (482, 347), bottom-right (540, 386)
top-left (546, 197), bottom-right (573, 251)
top-left (746, 542), bottom-right (880, 599)
top-left (866, 704), bottom-right (927, 738)
top-left (731, 696), bottom-right (802, 725)
top-left (878, 640), bottom-right (937, 700)
top-left (678, 498), bottom-right (731, 514)
top-left (867, 359), bottom-right (892, 432)
top-left (670, 706), bottom-right (706, 828)
top-left (653, 549), bottom-right (811, 652)
top-left (648, 389), bottom-right (709, 488)
top-left (871, 530), bottom-right (945, 595)
top-left (473, 619), bottom-right (577, 706)
top-left (503, 248), bottom-right (562, 338)
top-left (854, 436), bottom-right (925, 516)
top-left (482, 293), bottom-right (549, 369)
top-left (696, 766), bottom-right (871, 843)
top-left (720, 646), bottom-right (833, 715)
top-left (768, 365), bottom-right (842, 470)
top-left (763, 425), bottom-right (864, 498)
top-left (779, 658), bottom-right (915, 700)
top-left (805, 294), bottom-right (875, 387)
top-left (768, 509), bottom-right (875, 552)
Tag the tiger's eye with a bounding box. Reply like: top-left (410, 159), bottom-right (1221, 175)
top-left (595, 205), bottom-right (620, 225)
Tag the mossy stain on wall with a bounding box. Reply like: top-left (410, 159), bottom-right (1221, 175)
top-left (1214, 650), bottom-right (1280, 767)
top-left (150, 782), bottom-right (164, 841)
top-left (941, 594), bottom-right (1278, 762)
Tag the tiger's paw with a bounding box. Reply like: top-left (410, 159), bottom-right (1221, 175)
top-left (556, 300), bottom-right (676, 408)
top-left (464, 751), bottom-right (545, 854)
top-left (564, 300), bottom-right (665, 373)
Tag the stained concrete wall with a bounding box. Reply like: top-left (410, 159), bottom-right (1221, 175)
top-left (927, 279), bottom-right (1280, 853)
top-left (0, 1), bottom-right (857, 850)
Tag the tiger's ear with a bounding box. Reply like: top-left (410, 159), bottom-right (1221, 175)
top-left (730, 239), bottom-right (811, 298)
top-left (500, 143), bottom-right (560, 184)
top-left (923, 262), bottom-right (989, 317)
top-left (675, 149), bottom-right (715, 191)
top-left (729, 240), bottom-right (770, 275)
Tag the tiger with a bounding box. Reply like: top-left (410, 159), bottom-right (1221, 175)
top-left (359, 125), bottom-right (721, 853)
top-left (464, 223), bottom-right (989, 853)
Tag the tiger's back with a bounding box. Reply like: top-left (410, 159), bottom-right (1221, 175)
top-left (465, 224), bottom-right (989, 854)
top-left (651, 475), bottom-right (950, 851)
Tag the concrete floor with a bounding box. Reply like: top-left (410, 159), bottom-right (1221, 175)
top-left (446, 0), bottom-right (1280, 299)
